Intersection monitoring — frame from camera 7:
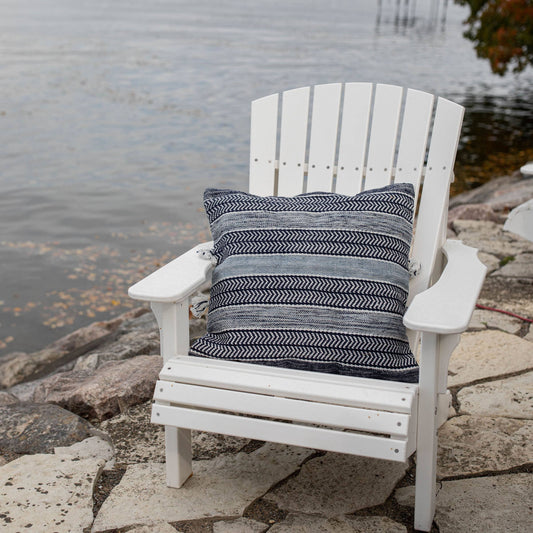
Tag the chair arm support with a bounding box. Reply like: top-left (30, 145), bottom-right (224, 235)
top-left (128, 241), bottom-right (214, 303)
top-left (404, 240), bottom-right (487, 334)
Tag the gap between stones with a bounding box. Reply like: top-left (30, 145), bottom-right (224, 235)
top-left (450, 365), bottom-right (533, 414)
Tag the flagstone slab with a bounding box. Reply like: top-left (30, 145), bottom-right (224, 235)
top-left (467, 308), bottom-right (522, 334)
top-left (91, 443), bottom-right (311, 532)
top-left (452, 220), bottom-right (533, 257)
top-left (476, 252), bottom-right (501, 275)
top-left (479, 278), bottom-right (533, 322)
top-left (54, 435), bottom-right (116, 470)
top-left (457, 372), bottom-right (533, 419)
top-left (448, 330), bottom-right (533, 387)
top-left (395, 474), bottom-right (532, 533)
top-left (264, 452), bottom-right (407, 518)
top-left (492, 252), bottom-right (533, 278)
top-left (268, 513), bottom-right (407, 532)
top-left (127, 523), bottom-right (180, 533)
top-left (0, 453), bottom-right (104, 532)
top-left (213, 517), bottom-right (269, 533)
top-left (437, 415), bottom-right (533, 478)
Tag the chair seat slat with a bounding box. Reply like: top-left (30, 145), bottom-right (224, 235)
top-left (160, 357), bottom-right (417, 414)
top-left (152, 404), bottom-right (409, 462)
top-left (154, 381), bottom-right (412, 437)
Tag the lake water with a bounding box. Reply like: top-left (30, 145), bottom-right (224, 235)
top-left (1, 0), bottom-right (533, 360)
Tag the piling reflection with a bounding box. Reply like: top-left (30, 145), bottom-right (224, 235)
top-left (376, 0), bottom-right (450, 34)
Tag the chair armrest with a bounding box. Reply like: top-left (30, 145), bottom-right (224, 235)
top-left (128, 241), bottom-right (214, 303)
top-left (404, 240), bottom-right (487, 334)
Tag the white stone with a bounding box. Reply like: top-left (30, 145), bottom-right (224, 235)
top-left (268, 513), bottom-right (407, 532)
top-left (467, 308), bottom-right (522, 334)
top-left (54, 435), bottom-right (116, 470)
top-left (213, 517), bottom-right (269, 533)
top-left (264, 452), bottom-right (407, 517)
top-left (395, 474), bottom-right (532, 533)
top-left (0, 454), bottom-right (104, 532)
top-left (458, 372), bottom-right (533, 419)
top-left (91, 443), bottom-right (312, 531)
top-left (437, 415), bottom-right (533, 478)
top-left (448, 330), bottom-right (533, 387)
top-left (520, 162), bottom-right (533, 176)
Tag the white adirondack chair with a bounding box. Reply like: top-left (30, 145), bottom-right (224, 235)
top-left (129, 83), bottom-right (486, 532)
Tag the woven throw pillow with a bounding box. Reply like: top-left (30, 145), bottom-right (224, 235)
top-left (189, 183), bottom-right (419, 383)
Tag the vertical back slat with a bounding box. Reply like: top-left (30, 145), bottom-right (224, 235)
top-left (365, 84), bottom-right (403, 190)
top-left (336, 83), bottom-right (373, 195)
top-left (394, 89), bottom-right (435, 204)
top-left (409, 97), bottom-right (464, 303)
top-left (306, 83), bottom-right (342, 192)
top-left (249, 93), bottom-right (279, 196)
top-left (278, 86), bottom-right (311, 197)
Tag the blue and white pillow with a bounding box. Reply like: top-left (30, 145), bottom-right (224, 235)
top-left (189, 183), bottom-right (419, 383)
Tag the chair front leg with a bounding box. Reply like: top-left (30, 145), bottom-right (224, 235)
top-left (164, 425), bottom-right (193, 487)
top-left (414, 331), bottom-right (439, 532)
top-left (152, 301), bottom-right (193, 487)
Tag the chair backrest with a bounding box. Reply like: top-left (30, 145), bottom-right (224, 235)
top-left (248, 82), bottom-right (464, 303)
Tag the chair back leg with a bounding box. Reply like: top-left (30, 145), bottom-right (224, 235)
top-left (414, 332), bottom-right (439, 531)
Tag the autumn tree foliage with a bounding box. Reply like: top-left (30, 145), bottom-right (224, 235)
top-left (457, 0), bottom-right (533, 75)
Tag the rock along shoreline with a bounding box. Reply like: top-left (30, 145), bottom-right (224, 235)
top-left (1, 171), bottom-right (532, 532)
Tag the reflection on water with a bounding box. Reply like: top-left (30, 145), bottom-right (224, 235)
top-left (376, 0), bottom-right (450, 33)
top-left (456, 89), bottom-right (533, 192)
top-left (0, 0), bottom-right (532, 360)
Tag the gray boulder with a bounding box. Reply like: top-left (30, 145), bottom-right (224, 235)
top-left (0, 402), bottom-right (95, 457)
top-left (0, 307), bottom-right (149, 388)
top-left (450, 173), bottom-right (533, 212)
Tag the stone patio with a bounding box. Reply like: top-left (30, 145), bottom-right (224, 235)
top-left (1, 179), bottom-right (532, 532)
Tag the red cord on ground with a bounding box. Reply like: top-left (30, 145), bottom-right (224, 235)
top-left (476, 304), bottom-right (533, 323)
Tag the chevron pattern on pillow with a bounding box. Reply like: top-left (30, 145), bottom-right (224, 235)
top-left (189, 183), bottom-right (419, 383)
